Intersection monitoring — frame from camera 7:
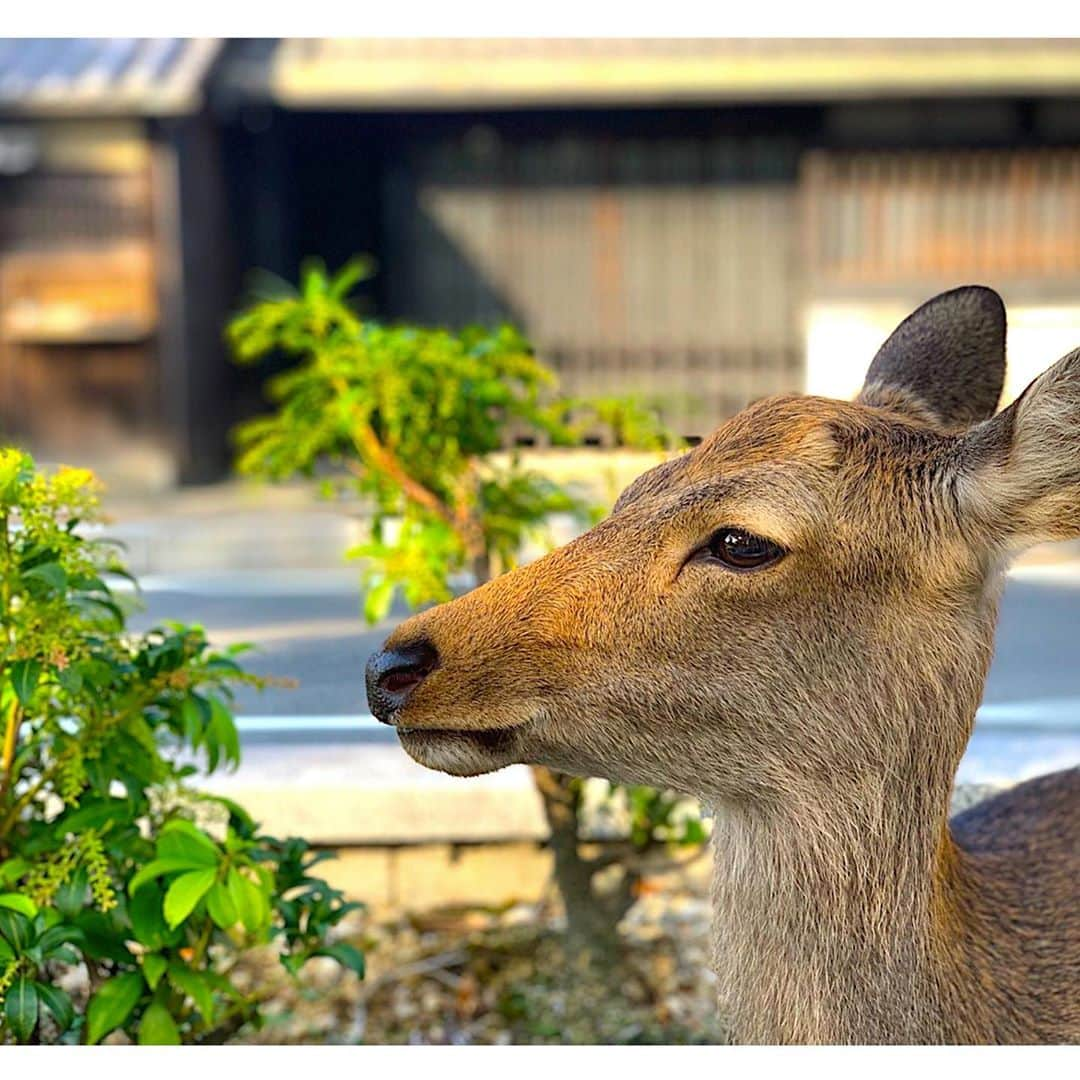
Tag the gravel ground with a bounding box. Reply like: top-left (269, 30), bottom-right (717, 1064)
top-left (236, 890), bottom-right (726, 1046)
top-left (234, 784), bottom-right (1005, 1045)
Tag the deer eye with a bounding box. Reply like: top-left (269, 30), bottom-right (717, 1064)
top-left (705, 528), bottom-right (785, 571)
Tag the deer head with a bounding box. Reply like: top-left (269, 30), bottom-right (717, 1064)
top-left (366, 287), bottom-right (1080, 811)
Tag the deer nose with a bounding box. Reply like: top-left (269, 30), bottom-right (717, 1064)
top-left (365, 639), bottom-right (439, 723)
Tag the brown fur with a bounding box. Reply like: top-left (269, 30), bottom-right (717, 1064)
top-left (370, 287), bottom-right (1079, 1044)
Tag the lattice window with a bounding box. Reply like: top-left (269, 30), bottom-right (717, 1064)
top-left (803, 150), bottom-right (1080, 286)
top-left (385, 135), bottom-right (805, 440)
top-left (0, 170), bottom-right (153, 252)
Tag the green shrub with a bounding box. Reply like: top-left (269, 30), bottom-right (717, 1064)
top-left (0, 450), bottom-right (363, 1044)
top-left (228, 259), bottom-right (708, 955)
top-left (228, 258), bottom-right (672, 613)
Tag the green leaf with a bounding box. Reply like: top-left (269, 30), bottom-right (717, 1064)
top-left (226, 867), bottom-right (267, 935)
top-left (180, 696), bottom-right (205, 745)
top-left (314, 941), bottom-right (366, 978)
top-left (74, 910), bottom-right (132, 965)
top-left (0, 908), bottom-right (33, 952)
top-left (208, 697), bottom-right (241, 769)
top-left (0, 449), bottom-right (32, 501)
top-left (37, 905), bottom-right (62, 930)
top-left (4, 975), bottom-right (38, 1042)
top-left (35, 981), bottom-right (75, 1033)
top-left (137, 1001), bottom-right (180, 1045)
top-left (56, 796), bottom-right (132, 836)
top-left (9, 659), bottom-right (42, 705)
top-left (54, 867), bottom-right (88, 918)
top-left (167, 962), bottom-right (214, 1023)
top-left (203, 969), bottom-right (244, 1003)
top-left (0, 858), bottom-right (30, 888)
top-left (0, 893), bottom-right (37, 918)
top-left (128, 883), bottom-right (180, 950)
top-left (48, 944), bottom-right (82, 967)
top-left (22, 561), bottom-right (67, 592)
top-left (156, 819), bottom-right (220, 867)
top-left (679, 816), bottom-right (708, 845)
top-left (56, 665), bottom-right (83, 694)
top-left (86, 971), bottom-right (144, 1045)
top-left (129, 857), bottom-right (213, 895)
top-left (212, 796), bottom-right (257, 838)
top-left (36, 923), bottom-right (85, 957)
top-left (206, 881), bottom-right (239, 930)
top-left (362, 579), bottom-right (395, 625)
top-left (163, 868), bottom-right (216, 929)
top-left (142, 953), bottom-right (167, 991)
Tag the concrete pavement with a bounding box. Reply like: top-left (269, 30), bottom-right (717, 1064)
top-left (102, 481), bottom-right (1080, 849)
top-left (113, 559), bottom-right (1080, 848)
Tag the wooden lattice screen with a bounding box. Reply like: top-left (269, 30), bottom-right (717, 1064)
top-left (385, 135), bottom-right (804, 441)
top-left (0, 158), bottom-right (159, 454)
top-left (802, 149), bottom-right (1080, 287)
top-left (0, 171), bottom-right (153, 252)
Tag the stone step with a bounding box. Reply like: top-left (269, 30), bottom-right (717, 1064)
top-left (191, 724), bottom-right (1049, 848)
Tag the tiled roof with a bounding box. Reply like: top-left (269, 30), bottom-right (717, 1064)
top-left (230, 38), bottom-right (1080, 108)
top-left (7, 39), bottom-right (1080, 116)
top-left (0, 38), bottom-right (221, 116)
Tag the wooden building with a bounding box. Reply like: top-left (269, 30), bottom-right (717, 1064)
top-left (5, 39), bottom-right (1080, 482)
top-left (0, 39), bottom-right (234, 484)
top-left (221, 39), bottom-right (1080, 444)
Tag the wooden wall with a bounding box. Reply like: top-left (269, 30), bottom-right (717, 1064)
top-left (802, 149), bottom-right (1080, 293)
top-left (383, 132), bottom-right (805, 441)
top-left (0, 125), bottom-right (162, 470)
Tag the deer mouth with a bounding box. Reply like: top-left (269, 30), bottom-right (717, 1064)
top-left (395, 720), bottom-right (534, 776)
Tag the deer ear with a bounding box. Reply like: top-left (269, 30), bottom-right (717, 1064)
top-left (958, 346), bottom-right (1080, 547)
top-left (858, 286), bottom-right (1006, 430)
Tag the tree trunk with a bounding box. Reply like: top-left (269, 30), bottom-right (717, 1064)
top-left (530, 765), bottom-right (627, 961)
top-left (471, 550), bottom-right (492, 586)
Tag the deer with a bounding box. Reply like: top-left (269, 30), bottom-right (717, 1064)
top-left (365, 286), bottom-right (1079, 1044)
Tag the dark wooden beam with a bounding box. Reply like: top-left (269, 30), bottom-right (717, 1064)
top-left (151, 109), bottom-right (235, 484)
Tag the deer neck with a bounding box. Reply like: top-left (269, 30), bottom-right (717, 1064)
top-left (706, 734), bottom-right (969, 1044)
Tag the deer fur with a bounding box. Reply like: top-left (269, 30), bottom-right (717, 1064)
top-left (368, 286), bottom-right (1080, 1044)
